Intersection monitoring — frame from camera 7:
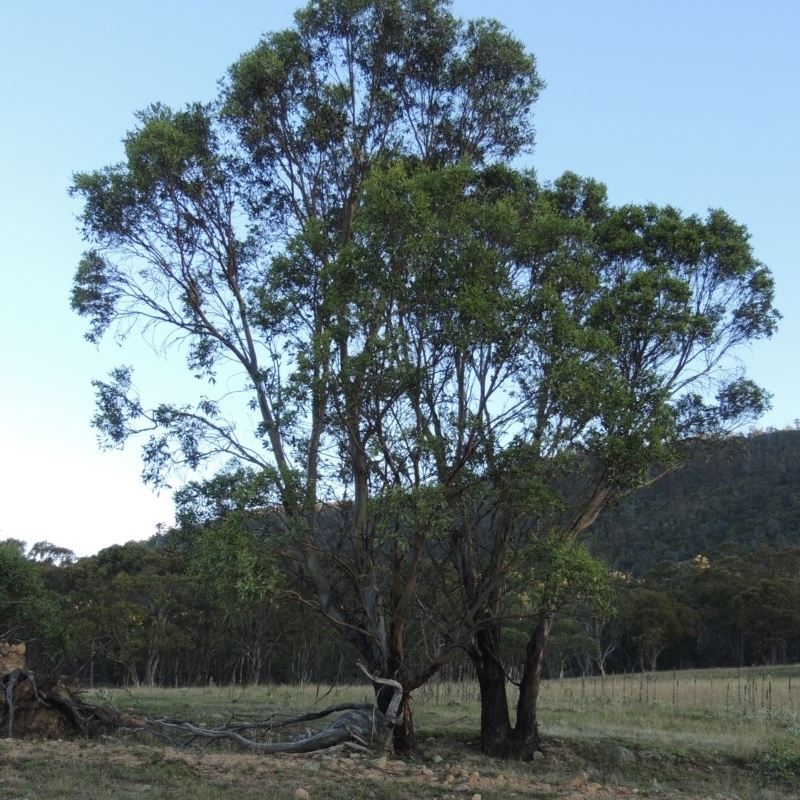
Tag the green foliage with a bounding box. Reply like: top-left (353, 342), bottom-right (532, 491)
top-left (622, 587), bottom-right (699, 671)
top-left (0, 539), bottom-right (61, 645)
top-left (56, 542), bottom-right (192, 685)
top-left (70, 251), bottom-right (120, 343)
top-left (192, 514), bottom-right (280, 610)
top-left (173, 465), bottom-right (280, 529)
top-left (684, 545), bottom-right (800, 667)
top-left (512, 535), bottom-right (613, 616)
top-left (28, 540), bottom-right (76, 566)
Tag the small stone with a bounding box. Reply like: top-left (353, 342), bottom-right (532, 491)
top-left (610, 745), bottom-right (636, 764)
top-left (372, 756), bottom-right (388, 769)
top-left (471, 794), bottom-right (482, 800)
top-left (468, 771), bottom-right (480, 786)
top-left (432, 754), bottom-right (443, 763)
top-left (294, 789), bottom-right (309, 800)
top-left (421, 767), bottom-right (435, 777)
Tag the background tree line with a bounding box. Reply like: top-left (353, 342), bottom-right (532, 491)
top-left (4, 429), bottom-right (799, 686)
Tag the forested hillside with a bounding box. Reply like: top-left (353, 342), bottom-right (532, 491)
top-left (586, 429), bottom-right (800, 576)
top-left (3, 430), bottom-right (799, 688)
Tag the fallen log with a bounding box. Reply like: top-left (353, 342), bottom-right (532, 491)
top-left (1, 663), bottom-right (401, 755)
top-left (145, 664), bottom-right (403, 754)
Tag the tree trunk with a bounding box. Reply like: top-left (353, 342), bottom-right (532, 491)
top-left (376, 685), bottom-right (418, 756)
top-left (469, 613), bottom-right (553, 760)
top-left (126, 663), bottom-right (140, 688)
top-left (506, 612), bottom-right (553, 759)
top-left (377, 644), bottom-right (420, 756)
top-left (469, 623), bottom-right (513, 757)
top-left (144, 651), bottom-right (159, 687)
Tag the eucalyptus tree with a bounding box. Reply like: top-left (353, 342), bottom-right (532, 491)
top-left (55, 543), bottom-right (190, 687)
top-left (70, 0), bottom-right (778, 759)
top-left (70, 0), bottom-right (542, 752)
top-left (479, 179), bottom-right (776, 756)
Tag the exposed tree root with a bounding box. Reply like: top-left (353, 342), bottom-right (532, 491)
top-left (1, 669), bottom-right (145, 739)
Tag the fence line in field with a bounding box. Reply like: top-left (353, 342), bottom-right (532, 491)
top-left (414, 665), bottom-right (799, 731)
top-left (534, 666), bottom-right (799, 721)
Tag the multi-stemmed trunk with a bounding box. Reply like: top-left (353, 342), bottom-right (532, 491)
top-left (468, 612), bottom-right (554, 759)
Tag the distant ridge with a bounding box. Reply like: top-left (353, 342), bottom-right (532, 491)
top-left (585, 429), bottom-right (800, 576)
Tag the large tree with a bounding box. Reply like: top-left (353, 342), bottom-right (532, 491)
top-left (71, 0), bottom-right (777, 759)
top-left (70, 0), bottom-right (542, 753)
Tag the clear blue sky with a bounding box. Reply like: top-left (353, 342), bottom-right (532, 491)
top-left (1, 0), bottom-right (797, 557)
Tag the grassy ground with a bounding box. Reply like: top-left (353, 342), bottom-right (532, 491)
top-left (1, 666), bottom-right (799, 799)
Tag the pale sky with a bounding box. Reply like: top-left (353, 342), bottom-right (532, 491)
top-left (1, 1), bottom-right (797, 557)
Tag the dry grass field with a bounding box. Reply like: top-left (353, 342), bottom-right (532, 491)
top-left (1, 666), bottom-right (798, 799)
